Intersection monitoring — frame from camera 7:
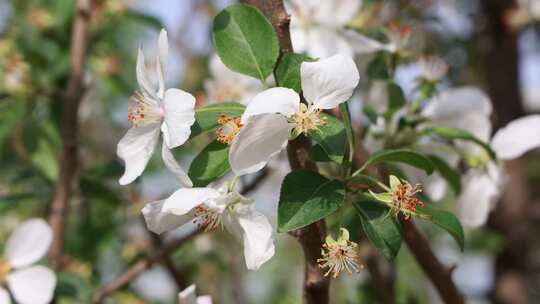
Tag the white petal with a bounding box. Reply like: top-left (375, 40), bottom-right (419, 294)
top-left (456, 170), bottom-right (500, 228)
top-left (136, 47), bottom-right (156, 98)
top-left (491, 115), bottom-right (540, 160)
top-left (230, 114), bottom-right (294, 176)
top-left (117, 124), bottom-right (161, 185)
top-left (315, 0), bottom-right (362, 26)
top-left (0, 288), bottom-right (10, 304)
top-left (289, 28), bottom-right (310, 55)
top-left (141, 200), bottom-right (189, 234)
top-left (301, 54), bottom-right (360, 109)
top-left (7, 266), bottom-right (56, 304)
top-left (241, 88), bottom-right (300, 124)
top-left (5, 219), bottom-right (52, 268)
top-left (422, 87), bottom-right (492, 121)
top-left (197, 296), bottom-right (212, 304)
top-left (224, 201), bottom-right (275, 270)
top-left (156, 29), bottom-right (168, 99)
top-left (161, 88), bottom-right (196, 149)
top-left (178, 285), bottom-right (197, 304)
top-left (343, 30), bottom-right (390, 54)
top-left (162, 187), bottom-right (221, 215)
top-left (301, 27), bottom-right (354, 58)
top-left (161, 143), bottom-right (193, 187)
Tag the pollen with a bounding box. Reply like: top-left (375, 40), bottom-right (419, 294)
top-left (0, 259), bottom-right (11, 284)
top-left (391, 182), bottom-right (425, 220)
top-left (216, 113), bottom-right (243, 144)
top-left (193, 205), bottom-right (222, 232)
top-left (290, 103), bottom-right (327, 136)
top-left (317, 229), bottom-right (363, 278)
top-left (127, 92), bottom-right (163, 127)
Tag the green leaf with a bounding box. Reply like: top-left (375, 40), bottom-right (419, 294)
top-left (354, 201), bottom-right (402, 261)
top-left (361, 149), bottom-right (434, 175)
top-left (191, 102), bottom-right (245, 138)
top-left (278, 170), bottom-right (345, 232)
top-left (309, 144), bottom-right (332, 162)
top-left (212, 4), bottom-right (279, 81)
top-left (387, 82), bottom-right (406, 111)
top-left (367, 52), bottom-right (390, 80)
top-left (427, 154), bottom-right (461, 194)
top-left (188, 140), bottom-right (230, 187)
top-left (423, 127), bottom-right (497, 160)
top-left (275, 53), bottom-right (312, 92)
top-left (417, 204), bottom-right (465, 251)
top-left (310, 114), bottom-right (346, 164)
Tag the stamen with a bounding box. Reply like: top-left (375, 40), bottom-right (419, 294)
top-left (127, 92), bottom-right (163, 127)
top-left (391, 182), bottom-right (424, 220)
top-left (216, 113), bottom-right (243, 144)
top-left (290, 103), bottom-right (327, 136)
top-left (0, 259), bottom-right (11, 284)
top-left (193, 205), bottom-right (222, 232)
top-left (317, 229), bottom-right (363, 278)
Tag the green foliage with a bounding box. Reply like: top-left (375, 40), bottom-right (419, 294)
top-left (354, 201), bottom-right (402, 261)
top-left (387, 82), bottom-right (406, 111)
top-left (423, 127), bottom-right (497, 160)
top-left (360, 149), bottom-right (434, 175)
top-left (417, 204), bottom-right (465, 251)
top-left (189, 140), bottom-right (230, 187)
top-left (191, 102), bottom-right (245, 138)
top-left (367, 52), bottom-right (390, 80)
top-left (212, 4), bottom-right (279, 81)
top-left (275, 53), bottom-right (313, 92)
top-left (278, 170), bottom-right (345, 232)
top-left (427, 154), bottom-right (461, 194)
top-left (310, 114), bottom-right (347, 164)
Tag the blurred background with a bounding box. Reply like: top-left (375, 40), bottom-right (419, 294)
top-left (1, 0), bottom-right (540, 303)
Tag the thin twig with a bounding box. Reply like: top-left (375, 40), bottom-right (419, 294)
top-left (93, 229), bottom-right (200, 304)
top-left (48, 0), bottom-right (92, 271)
top-left (240, 1), bottom-right (329, 303)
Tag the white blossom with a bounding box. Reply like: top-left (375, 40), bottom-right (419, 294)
top-left (178, 285), bottom-right (212, 304)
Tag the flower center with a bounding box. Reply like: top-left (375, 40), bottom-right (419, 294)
top-left (216, 113), bottom-right (243, 144)
top-left (317, 240), bottom-right (362, 278)
top-left (0, 259), bottom-right (11, 284)
top-left (193, 205), bottom-right (222, 232)
top-left (391, 182), bottom-right (424, 220)
top-left (127, 92), bottom-right (164, 127)
top-left (290, 103), bottom-right (327, 136)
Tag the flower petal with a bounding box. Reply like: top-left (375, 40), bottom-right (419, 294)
top-left (7, 266), bottom-right (56, 304)
top-left (230, 114), bottom-right (294, 176)
top-left (197, 296), bottom-right (213, 304)
top-left (156, 29), bottom-right (168, 99)
top-left (456, 169), bottom-right (501, 228)
top-left (117, 124), bottom-right (161, 185)
top-left (161, 143), bottom-right (193, 187)
top-left (141, 200), bottom-right (189, 234)
top-left (0, 288), bottom-right (9, 304)
top-left (316, 0), bottom-right (362, 26)
top-left (161, 88), bottom-right (196, 149)
top-left (491, 115), bottom-right (540, 160)
top-left (241, 88), bottom-right (300, 124)
top-left (422, 87), bottom-right (492, 122)
top-left (223, 200), bottom-right (275, 270)
top-left (162, 187), bottom-right (222, 215)
top-left (301, 54), bottom-right (360, 109)
top-left (178, 285), bottom-right (198, 304)
top-left (5, 219), bottom-right (52, 268)
top-left (293, 27), bottom-right (353, 58)
top-left (343, 30), bottom-right (391, 54)
top-left (136, 47), bottom-right (156, 98)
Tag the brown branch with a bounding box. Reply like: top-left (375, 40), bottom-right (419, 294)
top-left (400, 218), bottom-right (464, 303)
top-left (47, 0), bottom-right (92, 271)
top-left (240, 1), bottom-right (329, 303)
top-left (93, 229), bottom-right (200, 304)
top-left (365, 252), bottom-right (395, 304)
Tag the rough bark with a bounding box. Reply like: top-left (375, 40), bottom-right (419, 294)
top-left (48, 0), bottom-right (92, 271)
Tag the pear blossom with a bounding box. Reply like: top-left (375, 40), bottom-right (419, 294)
top-left (225, 54), bottom-right (359, 176)
top-left (317, 228), bottom-right (362, 278)
top-left (0, 218), bottom-right (56, 304)
top-left (345, 23), bottom-right (412, 55)
top-left (286, 0), bottom-right (361, 57)
top-left (418, 55), bottom-right (449, 83)
top-left (141, 184), bottom-right (275, 270)
top-left (117, 29), bottom-right (195, 186)
top-left (204, 54), bottom-right (264, 105)
top-left (178, 285), bottom-right (212, 304)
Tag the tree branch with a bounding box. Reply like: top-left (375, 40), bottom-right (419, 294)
top-left (400, 218), bottom-right (464, 303)
top-left (48, 0), bottom-right (92, 271)
top-left (240, 1), bottom-right (329, 303)
top-left (93, 229), bottom-right (200, 304)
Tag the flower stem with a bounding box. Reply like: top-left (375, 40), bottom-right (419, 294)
top-left (339, 102), bottom-right (355, 177)
top-left (229, 175), bottom-right (239, 192)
